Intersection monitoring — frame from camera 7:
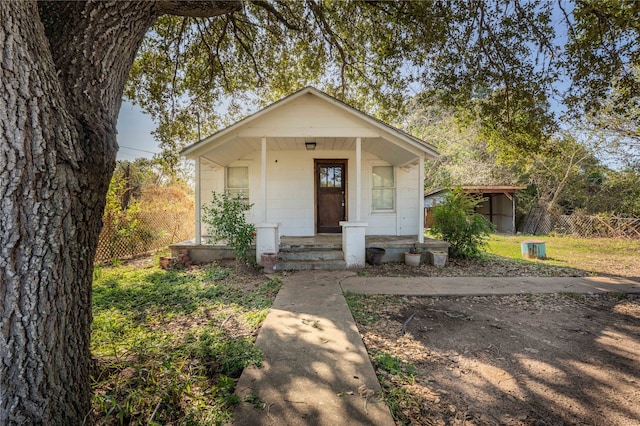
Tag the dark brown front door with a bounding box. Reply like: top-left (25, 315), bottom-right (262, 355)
top-left (316, 159), bottom-right (347, 233)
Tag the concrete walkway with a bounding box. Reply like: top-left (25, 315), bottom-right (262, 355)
top-left (234, 271), bottom-right (395, 426)
top-left (341, 275), bottom-right (640, 296)
top-left (233, 273), bottom-right (640, 425)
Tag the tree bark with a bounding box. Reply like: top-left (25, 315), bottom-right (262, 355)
top-left (0, 2), bottom-right (157, 424)
top-left (0, 1), bottom-right (236, 424)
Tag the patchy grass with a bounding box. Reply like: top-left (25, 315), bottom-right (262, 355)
top-left (371, 350), bottom-right (421, 424)
top-left (486, 234), bottom-right (640, 277)
top-left (91, 258), bottom-right (281, 425)
top-left (345, 292), bottom-right (392, 326)
top-left (373, 351), bottom-right (416, 381)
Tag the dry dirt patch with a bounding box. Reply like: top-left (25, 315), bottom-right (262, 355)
top-left (357, 293), bottom-right (640, 425)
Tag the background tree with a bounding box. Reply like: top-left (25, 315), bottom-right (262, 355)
top-left (573, 65), bottom-right (640, 170)
top-left (525, 133), bottom-right (597, 214)
top-left (546, 161), bottom-right (640, 217)
top-left (406, 103), bottom-right (521, 192)
top-left (563, 1), bottom-right (640, 132)
top-left (594, 166), bottom-right (640, 216)
top-left (99, 159), bottom-right (194, 263)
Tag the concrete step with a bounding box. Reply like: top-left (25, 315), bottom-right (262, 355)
top-left (278, 249), bottom-right (344, 261)
top-left (279, 244), bottom-right (341, 251)
top-left (277, 259), bottom-right (347, 271)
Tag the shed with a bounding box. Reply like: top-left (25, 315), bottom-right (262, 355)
top-left (424, 185), bottom-right (527, 234)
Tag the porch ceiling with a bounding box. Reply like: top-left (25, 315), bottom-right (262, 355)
top-left (199, 136), bottom-right (421, 167)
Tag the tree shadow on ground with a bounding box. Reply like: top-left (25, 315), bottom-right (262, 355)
top-left (374, 292), bottom-right (640, 425)
top-left (233, 271), bottom-right (392, 425)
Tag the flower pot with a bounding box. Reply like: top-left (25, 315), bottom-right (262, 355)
top-left (404, 252), bottom-right (421, 267)
top-left (261, 253), bottom-right (278, 274)
top-left (366, 247), bottom-right (386, 265)
top-left (159, 256), bottom-right (173, 269)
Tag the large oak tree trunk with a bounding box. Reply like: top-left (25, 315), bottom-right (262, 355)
top-left (0, 2), bottom-right (157, 423)
top-left (0, 1), bottom-right (238, 424)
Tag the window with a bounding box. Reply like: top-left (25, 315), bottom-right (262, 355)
top-left (226, 166), bottom-right (249, 201)
top-left (318, 165), bottom-right (342, 188)
top-left (372, 166), bottom-right (394, 210)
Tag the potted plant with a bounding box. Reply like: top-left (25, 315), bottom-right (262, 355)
top-left (404, 247), bottom-right (422, 266)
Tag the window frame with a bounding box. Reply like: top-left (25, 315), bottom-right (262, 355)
top-left (225, 165), bottom-right (250, 202)
top-left (371, 164), bottom-right (395, 212)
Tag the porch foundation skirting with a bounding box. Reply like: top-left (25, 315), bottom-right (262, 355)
top-left (170, 240), bottom-right (239, 263)
top-left (255, 223), bottom-right (280, 266)
top-left (340, 221), bottom-right (368, 268)
top-left (170, 235), bottom-right (450, 269)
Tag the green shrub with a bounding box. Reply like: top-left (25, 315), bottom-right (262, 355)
top-left (432, 188), bottom-right (495, 258)
top-left (202, 191), bottom-right (255, 263)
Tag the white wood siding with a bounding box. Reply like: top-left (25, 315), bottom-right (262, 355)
top-left (236, 94), bottom-right (382, 138)
top-left (199, 149), bottom-right (422, 237)
top-left (395, 165), bottom-right (420, 236)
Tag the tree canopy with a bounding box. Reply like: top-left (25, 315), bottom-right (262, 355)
top-left (126, 1), bottom-right (638, 172)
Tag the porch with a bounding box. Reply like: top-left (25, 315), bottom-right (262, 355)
top-left (170, 235), bottom-right (449, 270)
top-left (182, 87), bottom-right (439, 247)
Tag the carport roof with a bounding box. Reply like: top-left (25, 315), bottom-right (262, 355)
top-left (425, 185), bottom-right (528, 198)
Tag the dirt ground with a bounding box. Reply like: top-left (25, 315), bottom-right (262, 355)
top-left (357, 292), bottom-right (640, 425)
top-left (124, 254), bottom-right (640, 425)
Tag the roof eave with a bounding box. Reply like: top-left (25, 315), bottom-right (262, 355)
top-left (180, 86), bottom-right (438, 158)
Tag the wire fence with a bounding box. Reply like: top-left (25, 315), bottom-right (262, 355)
top-left (523, 211), bottom-right (640, 239)
top-left (95, 201), bottom-right (194, 263)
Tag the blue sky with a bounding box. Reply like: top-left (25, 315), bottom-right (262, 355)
top-left (116, 101), bottom-right (158, 161)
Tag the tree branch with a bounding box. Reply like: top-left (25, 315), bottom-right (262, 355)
top-left (213, 17), bottom-right (232, 90)
top-left (305, 0), bottom-right (348, 93)
top-left (170, 17), bottom-right (188, 114)
top-left (251, 0), bottom-right (301, 30)
top-left (557, 0), bottom-right (575, 40)
top-left (155, 1), bottom-right (241, 18)
top-left (230, 17), bottom-right (264, 82)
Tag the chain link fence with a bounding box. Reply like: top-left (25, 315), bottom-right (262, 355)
top-left (95, 188), bottom-right (194, 263)
top-left (523, 210), bottom-right (640, 239)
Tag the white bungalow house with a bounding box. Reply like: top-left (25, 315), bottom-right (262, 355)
top-left (174, 87), bottom-right (448, 269)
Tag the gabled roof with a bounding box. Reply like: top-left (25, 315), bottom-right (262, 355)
top-left (181, 86), bottom-right (438, 158)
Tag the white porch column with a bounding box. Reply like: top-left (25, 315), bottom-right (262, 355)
top-left (356, 137), bottom-right (362, 221)
top-left (418, 155), bottom-right (425, 243)
top-left (195, 156), bottom-right (202, 245)
top-left (255, 222), bottom-right (280, 265)
top-left (261, 137), bottom-right (267, 222)
top-left (340, 221), bottom-right (367, 268)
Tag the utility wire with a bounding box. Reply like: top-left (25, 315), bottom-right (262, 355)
top-left (119, 145), bottom-right (158, 155)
